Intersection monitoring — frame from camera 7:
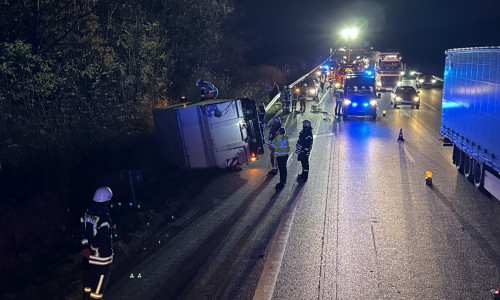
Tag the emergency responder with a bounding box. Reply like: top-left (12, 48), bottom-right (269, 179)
top-left (267, 117), bottom-right (282, 175)
top-left (291, 85), bottom-right (300, 112)
top-left (271, 127), bottom-right (290, 190)
top-left (196, 79), bottom-right (218, 101)
top-left (268, 82), bottom-right (280, 101)
top-left (299, 83), bottom-right (308, 113)
top-left (81, 186), bottom-right (114, 300)
top-left (257, 103), bottom-right (267, 146)
top-left (283, 85), bottom-right (291, 113)
top-left (280, 86), bottom-right (287, 113)
top-left (296, 120), bottom-right (313, 181)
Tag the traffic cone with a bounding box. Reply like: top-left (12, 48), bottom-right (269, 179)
top-left (397, 128), bottom-right (404, 141)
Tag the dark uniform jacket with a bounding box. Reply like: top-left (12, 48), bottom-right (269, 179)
top-left (295, 127), bottom-right (313, 157)
top-left (80, 203), bottom-right (114, 266)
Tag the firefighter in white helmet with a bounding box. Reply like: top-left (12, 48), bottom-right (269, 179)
top-left (80, 186), bottom-right (114, 300)
top-left (296, 120), bottom-right (313, 181)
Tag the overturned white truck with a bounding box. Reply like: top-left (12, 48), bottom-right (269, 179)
top-left (153, 98), bottom-right (264, 169)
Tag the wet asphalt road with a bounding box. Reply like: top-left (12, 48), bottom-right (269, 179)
top-left (106, 81), bottom-right (500, 299)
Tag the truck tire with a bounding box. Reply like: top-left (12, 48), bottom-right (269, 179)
top-left (454, 146), bottom-right (465, 174)
top-left (416, 104), bottom-right (420, 109)
top-left (464, 155), bottom-right (473, 181)
top-left (473, 159), bottom-right (484, 190)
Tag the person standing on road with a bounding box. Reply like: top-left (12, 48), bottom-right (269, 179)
top-left (299, 83), bottom-right (308, 113)
top-left (271, 127), bottom-right (290, 190)
top-left (296, 120), bottom-right (313, 182)
top-left (283, 85), bottom-right (291, 113)
top-left (81, 186), bottom-right (114, 300)
top-left (291, 85), bottom-right (299, 113)
top-left (267, 117), bottom-right (282, 175)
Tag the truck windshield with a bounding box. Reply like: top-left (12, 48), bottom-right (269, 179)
top-left (346, 85), bottom-right (375, 96)
top-left (380, 61), bottom-right (402, 71)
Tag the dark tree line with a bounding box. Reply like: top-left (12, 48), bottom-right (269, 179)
top-left (0, 0), bottom-right (241, 170)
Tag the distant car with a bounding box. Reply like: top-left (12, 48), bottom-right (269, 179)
top-left (391, 85), bottom-right (420, 109)
top-left (416, 74), bottom-right (439, 88)
top-left (301, 76), bottom-right (320, 100)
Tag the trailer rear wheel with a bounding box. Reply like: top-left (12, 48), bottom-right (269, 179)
top-left (473, 159), bottom-right (484, 190)
top-left (464, 155), bottom-right (473, 181)
top-left (454, 146), bottom-right (464, 174)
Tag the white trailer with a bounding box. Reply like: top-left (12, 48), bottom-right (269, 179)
top-left (153, 98), bottom-right (264, 169)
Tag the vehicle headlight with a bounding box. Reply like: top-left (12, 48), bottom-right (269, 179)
top-left (400, 71), bottom-right (405, 75)
top-left (343, 99), bottom-right (351, 105)
top-left (414, 96), bottom-right (420, 101)
top-left (309, 89), bottom-right (316, 94)
top-left (335, 82), bottom-right (341, 88)
top-left (431, 79), bottom-right (437, 83)
top-left (370, 100), bottom-right (377, 106)
top-left (376, 81), bottom-right (382, 86)
top-left (396, 96), bottom-right (402, 101)
top-left (397, 81), bottom-right (402, 86)
top-left (418, 79), bottom-right (424, 83)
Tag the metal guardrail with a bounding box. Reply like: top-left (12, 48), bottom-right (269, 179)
top-left (265, 51), bottom-right (337, 112)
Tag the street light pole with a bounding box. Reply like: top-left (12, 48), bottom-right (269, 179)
top-left (341, 28), bottom-right (359, 63)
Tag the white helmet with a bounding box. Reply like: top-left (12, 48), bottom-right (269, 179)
top-left (302, 120), bottom-right (312, 128)
top-left (93, 186), bottom-right (113, 202)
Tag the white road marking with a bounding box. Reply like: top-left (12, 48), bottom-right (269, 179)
top-left (423, 102), bottom-right (437, 111)
top-left (252, 185), bottom-right (300, 300)
top-left (255, 116), bottom-right (323, 299)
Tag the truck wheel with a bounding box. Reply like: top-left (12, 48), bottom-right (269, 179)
top-left (416, 104), bottom-right (420, 109)
top-left (473, 160), bottom-right (484, 190)
top-left (464, 155), bottom-right (473, 181)
top-left (393, 102), bottom-right (397, 108)
top-left (455, 147), bottom-right (464, 174)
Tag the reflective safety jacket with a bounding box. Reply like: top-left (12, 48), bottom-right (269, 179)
top-left (296, 127), bottom-right (313, 156)
top-left (271, 133), bottom-right (290, 156)
top-left (80, 204), bottom-right (114, 266)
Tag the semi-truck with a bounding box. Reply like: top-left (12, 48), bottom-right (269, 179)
top-left (440, 47), bottom-right (500, 200)
top-left (375, 51), bottom-right (405, 91)
top-left (153, 98), bottom-right (264, 169)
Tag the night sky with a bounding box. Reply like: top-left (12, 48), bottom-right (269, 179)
top-left (238, 0), bottom-right (500, 75)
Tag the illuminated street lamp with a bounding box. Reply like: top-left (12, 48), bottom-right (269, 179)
top-left (341, 28), bottom-right (359, 62)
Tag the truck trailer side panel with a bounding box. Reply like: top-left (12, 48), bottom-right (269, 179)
top-left (441, 47), bottom-right (500, 199)
top-left (153, 98), bottom-right (261, 169)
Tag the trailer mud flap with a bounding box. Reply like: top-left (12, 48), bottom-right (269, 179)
top-left (484, 170), bottom-right (500, 201)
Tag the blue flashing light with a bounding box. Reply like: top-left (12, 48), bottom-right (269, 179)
top-left (118, 202), bottom-right (122, 207)
top-left (352, 102), bottom-right (358, 107)
top-left (114, 234), bottom-right (118, 237)
top-left (129, 202), bottom-right (133, 207)
top-left (322, 65), bottom-right (329, 69)
top-left (363, 103), bottom-right (369, 107)
top-left (365, 70), bottom-right (373, 76)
